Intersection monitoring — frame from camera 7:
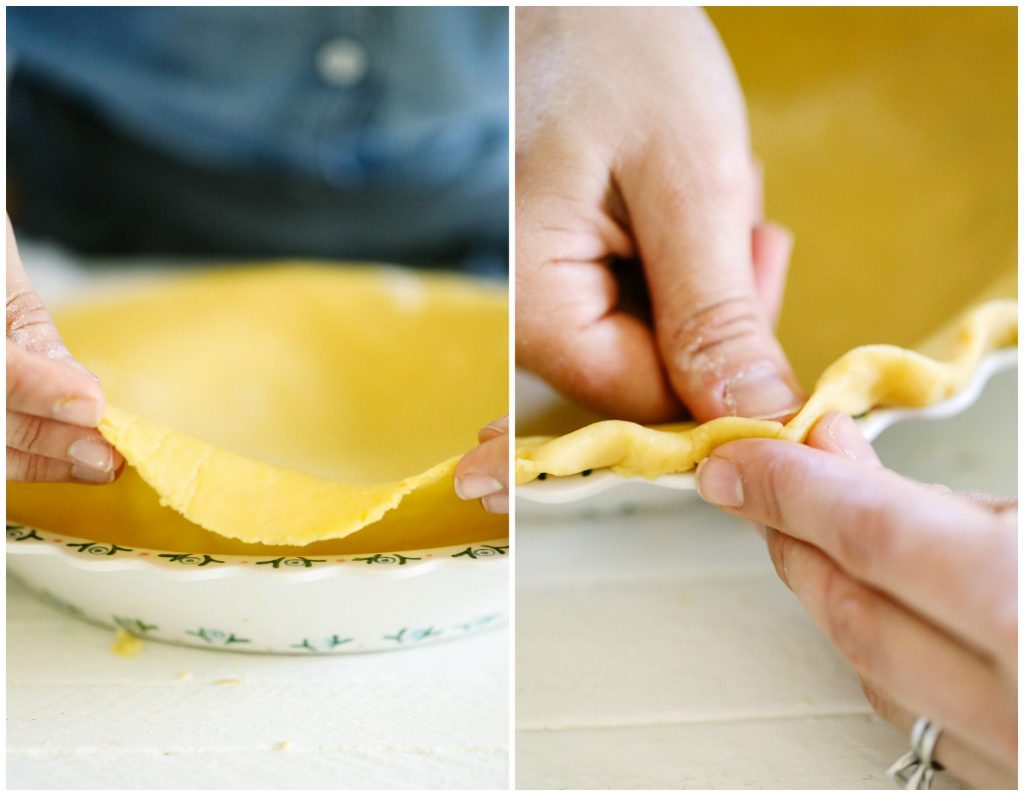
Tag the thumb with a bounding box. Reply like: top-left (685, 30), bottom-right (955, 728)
top-left (751, 221), bottom-right (794, 330)
top-left (454, 427), bottom-right (509, 515)
top-left (619, 149), bottom-right (804, 421)
top-left (7, 218), bottom-right (63, 355)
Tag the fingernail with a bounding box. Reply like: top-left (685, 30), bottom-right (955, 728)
top-left (482, 493), bottom-right (509, 514)
top-left (696, 457), bottom-right (744, 508)
top-left (454, 475), bottom-right (504, 500)
top-left (478, 422), bottom-right (508, 442)
top-left (53, 397), bottom-right (102, 427)
top-left (71, 463), bottom-right (114, 484)
top-left (823, 413), bottom-right (878, 465)
top-left (723, 368), bottom-right (801, 419)
top-left (68, 439), bottom-right (115, 471)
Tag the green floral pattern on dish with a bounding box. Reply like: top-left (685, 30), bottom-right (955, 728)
top-left (6, 523), bottom-right (510, 572)
top-left (113, 616), bottom-right (158, 634)
top-left (452, 544), bottom-right (508, 559)
top-left (158, 553), bottom-right (225, 567)
top-left (66, 541), bottom-right (134, 556)
top-left (38, 589), bottom-right (87, 618)
top-left (255, 556), bottom-right (327, 569)
top-left (353, 553), bottom-right (422, 566)
top-left (7, 525), bottom-right (42, 542)
top-left (186, 627), bottom-right (251, 645)
top-left (383, 626), bottom-right (443, 644)
top-left (290, 635), bottom-right (354, 652)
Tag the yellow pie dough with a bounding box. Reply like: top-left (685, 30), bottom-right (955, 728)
top-left (516, 300), bottom-right (1017, 483)
top-left (96, 404), bottom-right (469, 547)
top-left (7, 265), bottom-right (508, 554)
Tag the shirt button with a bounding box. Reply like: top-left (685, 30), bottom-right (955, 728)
top-left (315, 37), bottom-right (369, 87)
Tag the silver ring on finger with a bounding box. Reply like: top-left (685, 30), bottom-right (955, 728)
top-left (885, 716), bottom-right (944, 789)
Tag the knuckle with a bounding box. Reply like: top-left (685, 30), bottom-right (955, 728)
top-left (5, 448), bottom-right (28, 481)
top-left (667, 295), bottom-right (767, 376)
top-left (758, 452), bottom-right (797, 531)
top-left (653, 134), bottom-right (749, 200)
top-left (859, 680), bottom-right (895, 723)
top-left (824, 574), bottom-right (877, 675)
top-left (7, 412), bottom-right (46, 454)
top-left (991, 595), bottom-right (1018, 668)
top-left (764, 527), bottom-right (792, 589)
top-left (1000, 721), bottom-right (1018, 768)
top-left (832, 498), bottom-right (893, 581)
top-left (10, 450), bottom-right (57, 483)
top-left (5, 351), bottom-right (32, 404)
top-left (6, 285), bottom-right (42, 320)
top-left (22, 453), bottom-right (44, 482)
top-left (6, 287), bottom-right (51, 336)
top-left (689, 142), bottom-right (750, 197)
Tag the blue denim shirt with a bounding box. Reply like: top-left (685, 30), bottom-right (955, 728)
top-left (7, 7), bottom-right (508, 270)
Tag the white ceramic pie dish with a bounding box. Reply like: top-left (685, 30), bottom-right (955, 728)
top-left (7, 526), bottom-right (508, 654)
top-left (6, 263), bottom-right (510, 654)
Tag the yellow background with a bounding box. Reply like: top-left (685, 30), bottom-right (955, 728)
top-left (709, 6), bottom-right (1017, 385)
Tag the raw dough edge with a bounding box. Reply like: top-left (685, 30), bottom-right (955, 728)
top-left (515, 300), bottom-right (1017, 483)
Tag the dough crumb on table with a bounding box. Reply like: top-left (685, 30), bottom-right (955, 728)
top-left (110, 628), bottom-right (144, 658)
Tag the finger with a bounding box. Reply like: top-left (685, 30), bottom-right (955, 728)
top-left (750, 221), bottom-right (794, 330)
top-left (805, 411), bottom-right (882, 467)
top-left (7, 340), bottom-right (105, 426)
top-left (765, 528), bottom-right (1015, 766)
top-left (520, 299), bottom-right (682, 423)
top-left (516, 144), bottom-right (682, 422)
top-left (808, 417), bottom-right (1009, 513)
top-left (953, 492), bottom-right (1018, 514)
top-left (747, 160), bottom-right (792, 331)
top-left (749, 156), bottom-right (764, 222)
top-left (617, 139), bottom-right (804, 421)
top-left (807, 394), bottom-right (1009, 516)
top-left (478, 415), bottom-right (509, 444)
top-left (6, 410), bottom-right (122, 472)
top-left (697, 438), bottom-right (1016, 662)
top-left (454, 432), bottom-right (509, 514)
top-left (860, 678), bottom-right (1017, 789)
top-left (745, 159), bottom-right (793, 332)
top-left (7, 447), bottom-right (116, 484)
top-left (899, 480), bottom-right (1018, 518)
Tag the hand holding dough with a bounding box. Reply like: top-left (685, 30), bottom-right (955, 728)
top-left (5, 218), bottom-right (124, 484)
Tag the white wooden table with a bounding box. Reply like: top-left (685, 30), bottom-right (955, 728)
top-left (515, 367), bottom-right (1015, 789)
top-left (6, 242), bottom-right (510, 789)
top-left (7, 580), bottom-right (508, 789)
